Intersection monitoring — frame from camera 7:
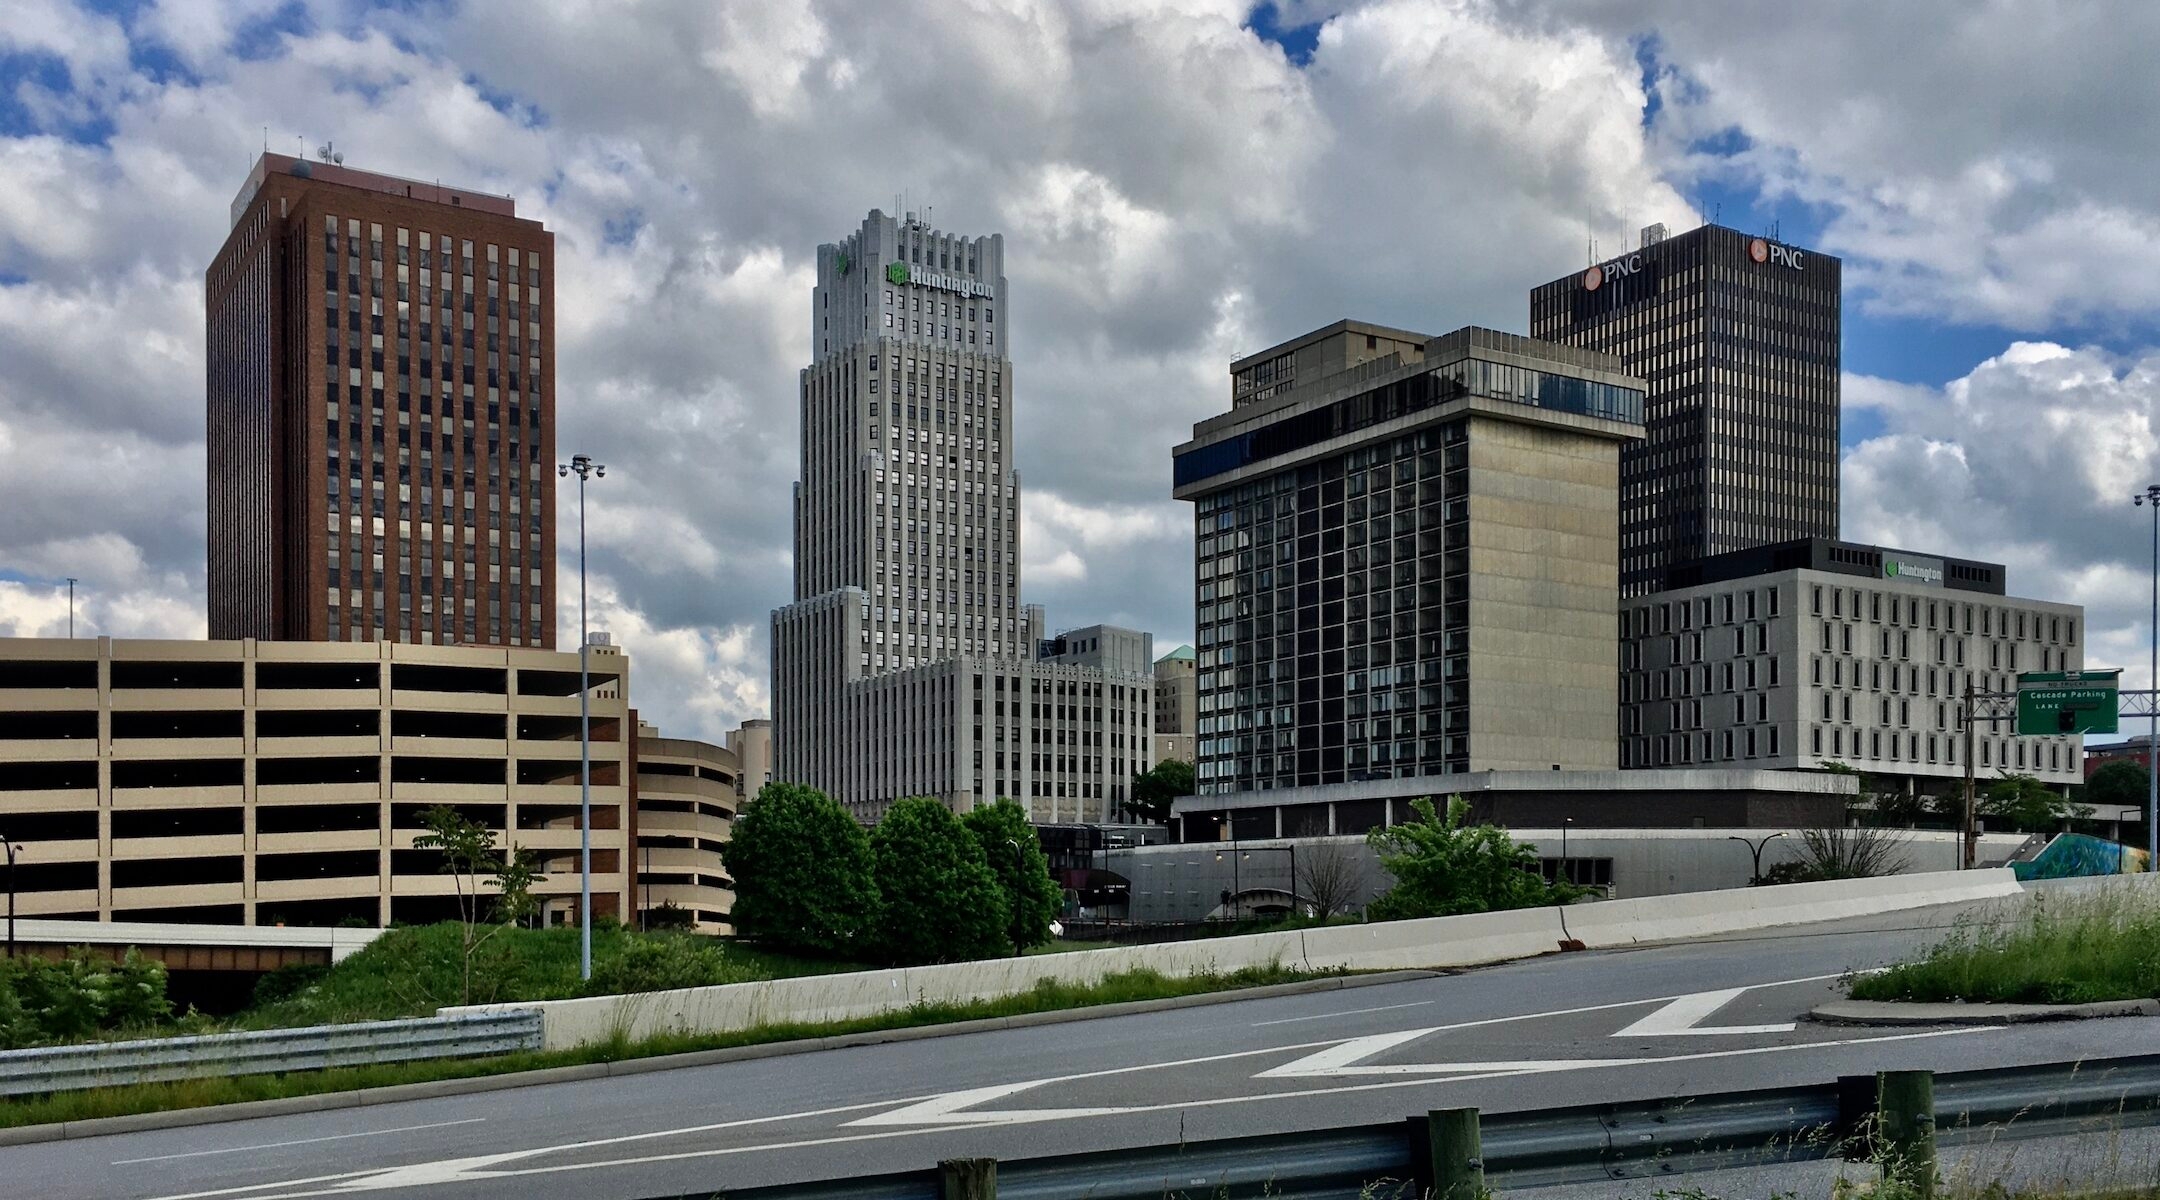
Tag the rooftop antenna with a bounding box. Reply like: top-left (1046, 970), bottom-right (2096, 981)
top-left (315, 141), bottom-right (342, 165)
top-left (261, 126), bottom-right (267, 153)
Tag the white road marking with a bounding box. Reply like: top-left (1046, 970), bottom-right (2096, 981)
top-left (1610, 987), bottom-right (1798, 1037)
top-left (131, 969), bottom-right (1939, 1200)
top-left (111, 1119), bottom-right (489, 1165)
top-left (1251, 1000), bottom-right (1436, 1026)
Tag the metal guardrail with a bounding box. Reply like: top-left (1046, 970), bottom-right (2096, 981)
top-left (693, 1054), bottom-right (2160, 1199)
top-left (0, 1011), bottom-right (543, 1097)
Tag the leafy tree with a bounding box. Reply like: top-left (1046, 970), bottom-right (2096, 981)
top-left (2085, 761), bottom-right (2151, 812)
top-left (1870, 789), bottom-right (1929, 827)
top-left (412, 804), bottom-right (544, 1004)
top-left (959, 799), bottom-right (1063, 953)
top-left (1364, 796), bottom-right (1580, 921)
top-left (1123, 758), bottom-right (1195, 825)
top-left (719, 782), bottom-right (879, 958)
top-left (0, 948), bottom-right (174, 1048)
top-left (643, 900), bottom-right (696, 932)
top-left (1981, 773), bottom-right (2073, 834)
top-left (871, 796), bottom-right (1009, 965)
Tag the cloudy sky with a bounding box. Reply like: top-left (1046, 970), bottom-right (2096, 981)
top-left (2, 0), bottom-right (2157, 743)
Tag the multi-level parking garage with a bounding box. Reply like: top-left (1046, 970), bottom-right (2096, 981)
top-left (630, 724), bottom-right (737, 933)
top-left (0, 637), bottom-right (675, 928)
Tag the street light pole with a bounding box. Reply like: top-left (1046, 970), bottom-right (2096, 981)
top-left (1727, 831), bottom-right (1788, 886)
top-left (2139, 485), bottom-right (2160, 866)
top-left (559, 454), bottom-right (605, 981)
top-left (65, 577), bottom-right (76, 639)
top-left (1006, 838), bottom-right (1025, 957)
top-left (3, 836), bottom-right (19, 958)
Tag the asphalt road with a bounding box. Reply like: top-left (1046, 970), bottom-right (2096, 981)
top-left (12, 894), bottom-right (2155, 1200)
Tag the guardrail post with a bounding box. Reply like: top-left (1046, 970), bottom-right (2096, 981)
top-left (1428, 1107), bottom-right (1484, 1199)
top-left (1877, 1070), bottom-right (1936, 1198)
top-left (938, 1157), bottom-right (996, 1199)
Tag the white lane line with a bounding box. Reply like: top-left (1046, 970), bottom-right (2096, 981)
top-left (112, 1119), bottom-right (488, 1165)
top-left (1611, 987), bottom-right (1797, 1037)
top-left (1252, 1000), bottom-right (1436, 1027)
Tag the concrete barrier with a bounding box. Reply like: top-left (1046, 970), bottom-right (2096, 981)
top-left (447, 868), bottom-right (2022, 1050)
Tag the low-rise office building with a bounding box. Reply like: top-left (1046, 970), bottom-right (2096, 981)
top-left (1153, 645), bottom-right (1196, 766)
top-left (1619, 537), bottom-right (2085, 790)
top-left (0, 637), bottom-right (631, 926)
top-left (1173, 322), bottom-right (1646, 792)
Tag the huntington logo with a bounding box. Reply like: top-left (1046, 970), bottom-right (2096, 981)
top-left (836, 253), bottom-right (852, 276)
top-left (1883, 556), bottom-right (1944, 586)
top-left (886, 261), bottom-right (910, 285)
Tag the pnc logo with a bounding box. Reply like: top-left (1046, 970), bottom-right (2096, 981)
top-left (1583, 253), bottom-right (1645, 291)
top-left (886, 261), bottom-right (910, 285)
top-left (1750, 237), bottom-right (1806, 271)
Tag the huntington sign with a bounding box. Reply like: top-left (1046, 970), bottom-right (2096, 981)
top-left (885, 261), bottom-right (993, 299)
top-left (1882, 554), bottom-right (1945, 586)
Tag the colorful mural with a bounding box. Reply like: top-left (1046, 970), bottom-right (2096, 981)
top-left (2011, 833), bottom-right (2152, 881)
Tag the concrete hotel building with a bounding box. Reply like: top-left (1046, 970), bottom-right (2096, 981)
top-left (1618, 537), bottom-right (2085, 790)
top-left (206, 152), bottom-right (554, 647)
top-left (771, 210), bottom-right (1151, 823)
top-left (1172, 322), bottom-right (1646, 794)
top-left (0, 638), bottom-right (629, 926)
top-left (1531, 224), bottom-right (1841, 596)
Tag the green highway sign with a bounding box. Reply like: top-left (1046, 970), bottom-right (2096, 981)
top-left (2016, 669), bottom-right (2121, 735)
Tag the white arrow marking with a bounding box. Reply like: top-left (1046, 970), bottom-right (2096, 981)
top-left (849, 1080), bottom-right (1134, 1127)
top-left (1610, 987), bottom-right (1797, 1037)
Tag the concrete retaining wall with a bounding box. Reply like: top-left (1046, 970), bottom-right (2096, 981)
top-left (446, 868), bottom-right (2021, 1050)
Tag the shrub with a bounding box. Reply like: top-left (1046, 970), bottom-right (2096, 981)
top-left (871, 796), bottom-right (1009, 965)
top-left (251, 962), bottom-right (330, 1008)
top-left (583, 935), bottom-right (752, 996)
top-left (1759, 826), bottom-right (1910, 884)
top-left (1364, 796), bottom-right (1580, 920)
top-left (0, 949), bottom-right (175, 1048)
top-left (721, 782), bottom-right (880, 958)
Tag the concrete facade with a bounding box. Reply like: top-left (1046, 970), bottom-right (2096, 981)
top-left (725, 719), bottom-right (773, 800)
top-left (1620, 555), bottom-right (2086, 790)
top-left (1173, 323), bottom-right (1645, 794)
top-left (630, 724), bottom-right (735, 933)
top-left (0, 637), bottom-right (629, 926)
top-left (770, 210), bottom-right (1152, 823)
top-left (1153, 645), bottom-right (1196, 766)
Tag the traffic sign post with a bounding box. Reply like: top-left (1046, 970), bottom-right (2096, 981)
top-left (2015, 670), bottom-right (2121, 736)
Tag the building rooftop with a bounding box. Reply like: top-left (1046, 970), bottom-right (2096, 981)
top-left (231, 152), bottom-right (518, 228)
top-left (1157, 645), bottom-right (1195, 663)
top-left (1663, 537), bottom-right (2009, 596)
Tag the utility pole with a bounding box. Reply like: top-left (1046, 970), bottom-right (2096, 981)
top-left (1962, 679), bottom-right (1977, 870)
top-left (2139, 484), bottom-right (2160, 866)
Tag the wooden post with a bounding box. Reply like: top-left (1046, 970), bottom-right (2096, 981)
top-left (938, 1158), bottom-right (996, 1199)
top-left (1428, 1107), bottom-right (1485, 1199)
top-left (1876, 1070), bottom-right (1936, 1199)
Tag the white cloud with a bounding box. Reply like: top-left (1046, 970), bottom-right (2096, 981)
top-left (1842, 342), bottom-right (2160, 686)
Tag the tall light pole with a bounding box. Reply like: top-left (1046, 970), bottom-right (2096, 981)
top-left (2, 835), bottom-right (20, 958)
top-left (2137, 485), bottom-right (2160, 865)
top-left (559, 454), bottom-right (605, 981)
top-left (64, 578), bottom-right (76, 638)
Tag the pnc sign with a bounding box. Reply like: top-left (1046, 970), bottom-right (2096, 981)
top-left (885, 260), bottom-right (993, 298)
top-left (1581, 253), bottom-right (1647, 292)
top-left (1748, 237), bottom-right (1806, 271)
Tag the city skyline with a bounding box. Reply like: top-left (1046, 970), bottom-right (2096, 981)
top-left (1, 2), bottom-right (2159, 744)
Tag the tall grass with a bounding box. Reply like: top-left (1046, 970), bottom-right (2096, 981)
top-left (1851, 884), bottom-right (2160, 1005)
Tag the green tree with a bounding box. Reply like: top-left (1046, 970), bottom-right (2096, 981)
top-left (960, 799), bottom-right (1063, 953)
top-left (412, 805), bottom-right (543, 1004)
top-left (1364, 796), bottom-right (1580, 921)
top-left (2085, 760), bottom-right (2151, 812)
top-left (1981, 773), bottom-right (2073, 833)
top-left (1124, 758), bottom-right (1195, 824)
top-left (719, 782), bottom-right (879, 958)
top-left (871, 796), bottom-right (1009, 965)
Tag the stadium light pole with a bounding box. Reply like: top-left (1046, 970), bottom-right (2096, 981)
top-left (2138, 485), bottom-right (2160, 865)
top-left (560, 454), bottom-right (605, 981)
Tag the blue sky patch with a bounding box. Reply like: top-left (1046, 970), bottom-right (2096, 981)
top-left (1246, 3), bottom-right (1322, 67)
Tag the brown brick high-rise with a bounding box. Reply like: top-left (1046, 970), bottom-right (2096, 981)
top-left (206, 152), bottom-right (555, 647)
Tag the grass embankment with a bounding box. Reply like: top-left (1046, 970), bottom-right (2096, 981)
top-left (1851, 885), bottom-right (2160, 1005)
top-left (2, 959), bottom-right (1327, 1130)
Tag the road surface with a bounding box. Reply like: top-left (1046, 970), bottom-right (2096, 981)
top-left (12, 895), bottom-right (2152, 1199)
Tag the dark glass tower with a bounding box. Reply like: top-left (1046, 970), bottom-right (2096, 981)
top-left (1530, 223), bottom-right (1840, 597)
